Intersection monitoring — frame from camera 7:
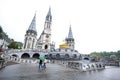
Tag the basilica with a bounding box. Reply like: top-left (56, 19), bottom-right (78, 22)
top-left (22, 8), bottom-right (75, 52)
top-left (0, 8), bottom-right (105, 70)
top-left (5, 8), bottom-right (81, 60)
top-left (23, 8), bottom-right (53, 51)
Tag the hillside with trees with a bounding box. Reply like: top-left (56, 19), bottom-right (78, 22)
top-left (89, 50), bottom-right (120, 60)
top-left (0, 26), bottom-right (22, 49)
top-left (0, 26), bottom-right (11, 43)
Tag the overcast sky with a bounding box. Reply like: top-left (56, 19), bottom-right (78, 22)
top-left (0, 0), bottom-right (120, 54)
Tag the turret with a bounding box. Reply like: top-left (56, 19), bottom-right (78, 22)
top-left (66, 25), bottom-right (75, 50)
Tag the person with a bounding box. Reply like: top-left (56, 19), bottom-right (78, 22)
top-left (43, 59), bottom-right (47, 69)
top-left (39, 59), bottom-right (43, 69)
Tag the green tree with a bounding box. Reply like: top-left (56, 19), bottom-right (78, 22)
top-left (90, 52), bottom-right (102, 57)
top-left (8, 42), bottom-right (19, 49)
top-left (0, 26), bottom-right (3, 33)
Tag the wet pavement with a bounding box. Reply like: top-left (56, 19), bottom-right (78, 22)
top-left (0, 62), bottom-right (76, 80)
top-left (0, 62), bottom-right (120, 80)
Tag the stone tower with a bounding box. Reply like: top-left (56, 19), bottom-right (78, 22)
top-left (23, 13), bottom-right (37, 49)
top-left (36, 7), bottom-right (52, 51)
top-left (66, 25), bottom-right (75, 50)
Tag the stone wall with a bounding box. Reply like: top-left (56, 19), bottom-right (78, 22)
top-left (67, 61), bottom-right (105, 71)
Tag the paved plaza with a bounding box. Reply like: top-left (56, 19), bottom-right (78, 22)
top-left (0, 62), bottom-right (78, 80)
top-left (0, 62), bottom-right (120, 80)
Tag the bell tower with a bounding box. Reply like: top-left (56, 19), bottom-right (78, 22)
top-left (66, 25), bottom-right (75, 50)
top-left (36, 7), bottom-right (52, 50)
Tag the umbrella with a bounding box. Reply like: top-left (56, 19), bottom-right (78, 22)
top-left (39, 55), bottom-right (45, 61)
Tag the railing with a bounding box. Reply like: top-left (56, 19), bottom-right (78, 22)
top-left (7, 56), bottom-right (39, 64)
top-left (67, 62), bottom-right (81, 69)
top-left (66, 61), bottom-right (105, 71)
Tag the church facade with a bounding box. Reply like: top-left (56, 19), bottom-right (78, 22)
top-left (36, 8), bottom-right (52, 51)
top-left (23, 8), bottom-right (75, 53)
top-left (4, 8), bottom-right (83, 60)
top-left (23, 8), bottom-right (54, 51)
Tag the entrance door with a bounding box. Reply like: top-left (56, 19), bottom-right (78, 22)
top-left (44, 45), bottom-right (48, 49)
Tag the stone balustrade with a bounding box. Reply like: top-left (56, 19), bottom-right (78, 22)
top-left (67, 61), bottom-right (105, 71)
top-left (8, 56), bottom-right (39, 64)
top-left (7, 49), bottom-right (49, 53)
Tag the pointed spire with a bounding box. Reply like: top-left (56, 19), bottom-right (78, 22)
top-left (28, 13), bottom-right (36, 32)
top-left (48, 7), bottom-right (51, 16)
top-left (46, 7), bottom-right (52, 22)
top-left (68, 25), bottom-right (73, 38)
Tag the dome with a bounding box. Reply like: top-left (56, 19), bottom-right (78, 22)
top-left (59, 43), bottom-right (69, 49)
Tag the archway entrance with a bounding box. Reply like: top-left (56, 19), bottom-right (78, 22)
top-left (56, 54), bottom-right (61, 59)
top-left (44, 45), bottom-right (48, 49)
top-left (21, 53), bottom-right (30, 58)
top-left (32, 53), bottom-right (39, 59)
top-left (65, 54), bottom-right (70, 59)
top-left (84, 57), bottom-right (89, 60)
